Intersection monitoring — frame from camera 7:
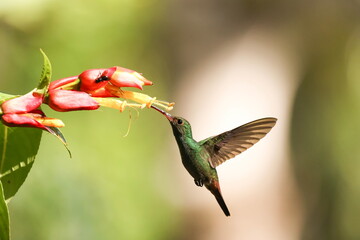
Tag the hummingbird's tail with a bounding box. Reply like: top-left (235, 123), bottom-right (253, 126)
top-left (206, 180), bottom-right (230, 217)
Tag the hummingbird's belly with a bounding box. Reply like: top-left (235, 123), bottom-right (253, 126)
top-left (181, 153), bottom-right (214, 182)
top-left (177, 138), bottom-right (216, 183)
top-left (182, 160), bottom-right (203, 180)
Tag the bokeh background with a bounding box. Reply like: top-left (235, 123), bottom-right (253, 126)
top-left (1, 0), bottom-right (360, 239)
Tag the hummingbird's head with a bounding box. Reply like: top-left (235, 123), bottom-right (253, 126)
top-left (151, 106), bottom-right (192, 137)
top-left (168, 116), bottom-right (192, 137)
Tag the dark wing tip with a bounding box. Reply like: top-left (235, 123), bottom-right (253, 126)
top-left (256, 117), bottom-right (277, 125)
top-left (266, 117), bottom-right (277, 126)
top-left (206, 117), bottom-right (277, 168)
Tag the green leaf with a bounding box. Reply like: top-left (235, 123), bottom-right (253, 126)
top-left (0, 93), bottom-right (42, 201)
top-left (47, 127), bottom-right (72, 157)
top-left (35, 49), bottom-right (52, 95)
top-left (0, 123), bottom-right (42, 200)
top-left (0, 182), bottom-right (10, 240)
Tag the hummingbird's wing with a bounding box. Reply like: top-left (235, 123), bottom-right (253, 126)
top-left (199, 117), bottom-right (277, 168)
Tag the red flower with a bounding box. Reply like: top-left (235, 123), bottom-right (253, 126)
top-left (48, 66), bottom-right (174, 111)
top-left (2, 110), bottom-right (64, 130)
top-left (49, 66), bottom-right (153, 93)
top-left (79, 66), bottom-right (153, 93)
top-left (1, 51), bottom-right (174, 138)
top-left (47, 90), bottom-right (100, 112)
top-left (1, 90), bottom-right (64, 130)
top-left (1, 91), bottom-right (43, 114)
top-left (49, 76), bottom-right (80, 91)
top-left (46, 89), bottom-right (146, 113)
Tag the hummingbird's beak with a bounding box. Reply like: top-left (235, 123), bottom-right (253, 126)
top-left (151, 105), bottom-right (173, 121)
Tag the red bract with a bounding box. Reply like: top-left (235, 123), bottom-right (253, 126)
top-left (108, 66), bottom-right (153, 89)
top-left (49, 76), bottom-right (79, 91)
top-left (1, 91), bottom-right (42, 114)
top-left (78, 68), bottom-right (109, 91)
top-left (83, 88), bottom-right (114, 98)
top-left (47, 89), bottom-right (100, 112)
top-left (46, 89), bottom-right (146, 112)
top-left (1, 90), bottom-right (65, 131)
top-left (2, 110), bottom-right (64, 130)
top-left (1, 52), bottom-right (174, 137)
top-left (79, 66), bottom-right (153, 93)
top-left (47, 66), bottom-right (173, 112)
top-left (2, 112), bottom-right (47, 130)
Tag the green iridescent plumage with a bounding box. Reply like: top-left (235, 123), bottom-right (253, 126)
top-left (152, 106), bottom-right (277, 216)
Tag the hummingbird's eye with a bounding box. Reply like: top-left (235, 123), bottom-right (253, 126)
top-left (177, 119), bottom-right (183, 125)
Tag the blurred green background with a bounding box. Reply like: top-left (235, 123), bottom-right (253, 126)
top-left (1, 0), bottom-right (360, 239)
top-left (1, 0), bottom-right (179, 239)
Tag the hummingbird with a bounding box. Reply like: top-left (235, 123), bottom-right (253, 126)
top-left (151, 106), bottom-right (277, 217)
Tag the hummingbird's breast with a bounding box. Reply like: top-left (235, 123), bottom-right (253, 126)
top-left (176, 137), bottom-right (216, 182)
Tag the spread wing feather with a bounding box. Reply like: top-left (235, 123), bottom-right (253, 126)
top-left (199, 118), bottom-right (277, 168)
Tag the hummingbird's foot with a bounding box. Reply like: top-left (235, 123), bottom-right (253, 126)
top-left (194, 179), bottom-right (203, 187)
